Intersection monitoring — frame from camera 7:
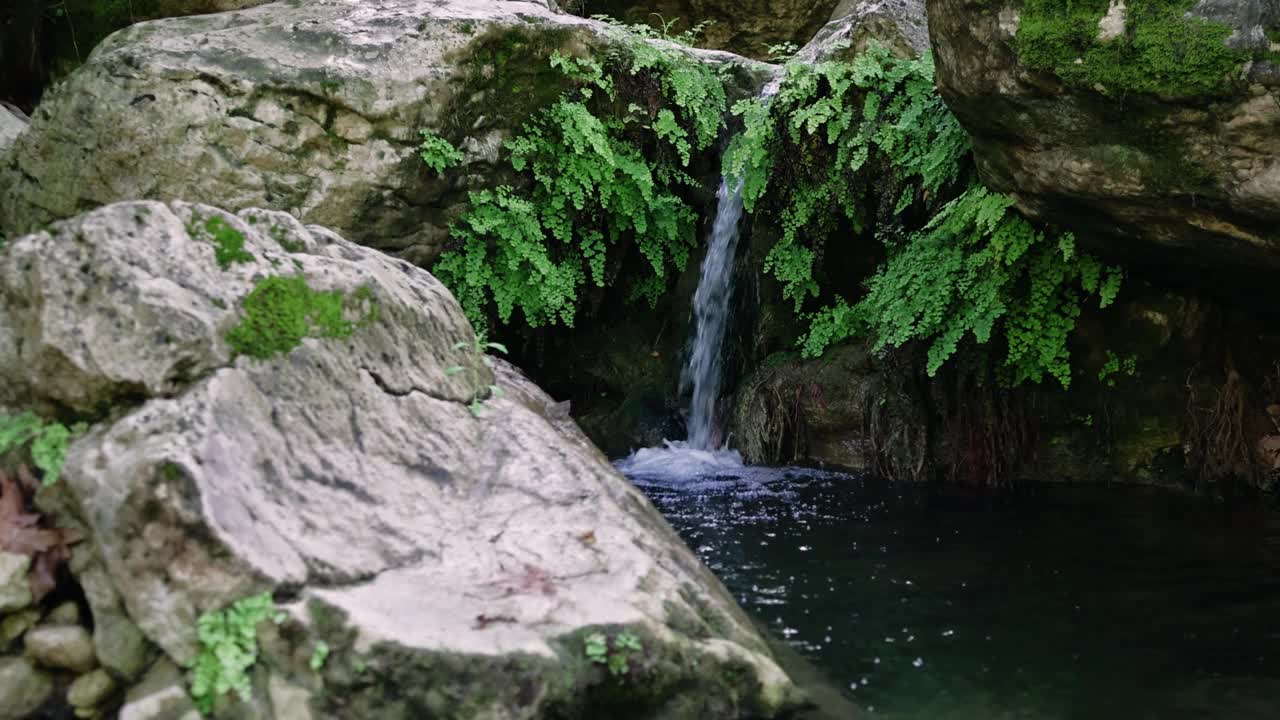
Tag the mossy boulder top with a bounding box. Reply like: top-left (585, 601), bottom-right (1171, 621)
top-left (0, 0), bottom-right (769, 267)
top-left (927, 0), bottom-right (1280, 294)
top-left (0, 201), bottom-right (803, 719)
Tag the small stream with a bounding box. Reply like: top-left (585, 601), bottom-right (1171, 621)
top-left (619, 455), bottom-right (1280, 719)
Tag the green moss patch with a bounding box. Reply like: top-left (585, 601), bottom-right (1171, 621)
top-left (205, 217), bottom-right (256, 269)
top-left (1016, 0), bottom-right (1245, 97)
top-left (188, 215), bottom-right (255, 270)
top-left (225, 276), bottom-right (376, 359)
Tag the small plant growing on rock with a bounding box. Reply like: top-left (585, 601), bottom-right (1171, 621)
top-left (187, 213), bottom-right (255, 270)
top-left (764, 41), bottom-right (799, 62)
top-left (1098, 351), bottom-right (1138, 387)
top-left (309, 641), bottom-right (330, 672)
top-left (446, 333), bottom-right (508, 417)
top-left (584, 630), bottom-right (644, 677)
top-left (418, 131), bottom-right (464, 175)
top-left (190, 592), bottom-right (285, 714)
top-left (590, 14), bottom-right (712, 46)
top-left (0, 412), bottom-right (86, 486)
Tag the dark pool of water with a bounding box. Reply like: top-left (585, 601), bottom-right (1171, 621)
top-left (624, 460), bottom-right (1280, 719)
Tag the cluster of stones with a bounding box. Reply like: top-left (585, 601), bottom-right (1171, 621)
top-left (0, 551), bottom-right (192, 719)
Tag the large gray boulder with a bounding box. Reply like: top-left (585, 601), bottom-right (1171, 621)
top-left (796, 0), bottom-right (929, 63)
top-left (1, 201), bottom-right (802, 719)
top-left (0, 0), bottom-right (765, 265)
top-left (927, 0), bottom-right (1280, 290)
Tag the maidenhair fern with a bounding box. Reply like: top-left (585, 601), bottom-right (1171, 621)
top-left (0, 412), bottom-right (86, 485)
top-left (725, 46), bottom-right (970, 310)
top-left (418, 130), bottom-right (465, 175)
top-left (833, 187), bottom-right (1122, 388)
top-left (430, 27), bottom-right (727, 330)
top-left (728, 45), bottom-right (1123, 388)
top-left (189, 592), bottom-right (285, 714)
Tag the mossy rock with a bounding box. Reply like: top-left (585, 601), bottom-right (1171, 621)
top-left (926, 0), bottom-right (1280, 296)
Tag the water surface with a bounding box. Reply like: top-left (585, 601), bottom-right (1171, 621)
top-left (620, 451), bottom-right (1280, 719)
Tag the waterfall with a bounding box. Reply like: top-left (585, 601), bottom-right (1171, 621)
top-left (616, 81), bottom-right (781, 476)
top-left (682, 177), bottom-right (746, 450)
top-left (681, 81), bottom-right (781, 451)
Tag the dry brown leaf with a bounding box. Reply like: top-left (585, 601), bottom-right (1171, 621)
top-left (0, 468), bottom-right (84, 601)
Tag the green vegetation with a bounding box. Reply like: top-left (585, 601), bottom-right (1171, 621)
top-left (0, 412), bottom-right (87, 486)
top-left (1098, 350), bottom-right (1139, 386)
top-left (309, 641), bottom-right (330, 672)
top-left (584, 630), bottom-right (643, 677)
top-left (725, 46), bottom-right (1123, 388)
top-left (590, 14), bottom-right (714, 47)
top-left (843, 188), bottom-right (1121, 387)
top-left (446, 333), bottom-right (509, 416)
top-left (764, 41), bottom-right (801, 62)
top-left (190, 592), bottom-right (285, 714)
top-left (225, 276), bottom-right (377, 359)
top-left (418, 130), bottom-right (465, 175)
top-left (191, 216), bottom-right (255, 270)
top-left (1016, 0), bottom-right (1245, 97)
top-left (430, 24), bottom-right (727, 330)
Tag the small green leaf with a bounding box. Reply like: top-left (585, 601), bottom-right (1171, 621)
top-left (309, 642), bottom-right (330, 672)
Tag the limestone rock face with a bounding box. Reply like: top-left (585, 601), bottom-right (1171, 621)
top-left (0, 106), bottom-right (25, 159)
top-left (797, 0), bottom-right (930, 63)
top-left (1, 201), bottom-right (802, 719)
top-left (926, 0), bottom-right (1280, 289)
top-left (577, 0), bottom-right (843, 58)
top-left (731, 343), bottom-right (925, 472)
top-left (0, 0), bottom-right (765, 265)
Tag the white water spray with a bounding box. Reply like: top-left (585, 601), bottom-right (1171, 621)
top-left (682, 177), bottom-right (746, 450)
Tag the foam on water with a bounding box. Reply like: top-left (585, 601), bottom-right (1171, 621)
top-left (615, 440), bottom-right (748, 481)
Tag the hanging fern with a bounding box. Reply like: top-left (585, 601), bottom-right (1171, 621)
top-left (431, 28), bottom-right (727, 330)
top-left (726, 45), bottom-right (1123, 388)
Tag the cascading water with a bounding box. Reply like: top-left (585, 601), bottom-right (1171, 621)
top-left (680, 79), bottom-right (784, 452)
top-left (682, 177), bottom-right (746, 451)
top-left (616, 176), bottom-right (751, 480)
top-left (615, 83), bottom-right (780, 479)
